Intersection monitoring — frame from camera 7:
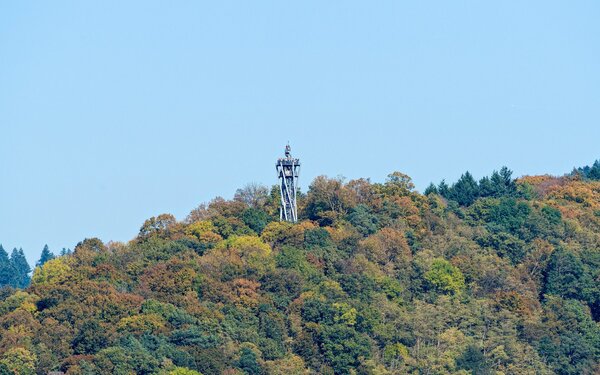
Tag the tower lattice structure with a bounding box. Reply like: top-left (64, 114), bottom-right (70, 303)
top-left (276, 144), bottom-right (301, 222)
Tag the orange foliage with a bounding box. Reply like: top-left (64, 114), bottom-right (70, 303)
top-left (517, 175), bottom-right (569, 198)
top-left (139, 260), bottom-right (198, 301)
top-left (231, 278), bottom-right (261, 307)
top-left (360, 228), bottom-right (412, 268)
top-left (547, 180), bottom-right (600, 211)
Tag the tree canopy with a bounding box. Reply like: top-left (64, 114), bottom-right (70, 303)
top-left (1, 162), bottom-right (600, 374)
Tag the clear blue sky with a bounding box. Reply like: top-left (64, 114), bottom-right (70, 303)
top-left (1, 1), bottom-right (599, 264)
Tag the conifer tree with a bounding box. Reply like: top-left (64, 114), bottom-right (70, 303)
top-left (589, 160), bottom-right (600, 180)
top-left (437, 180), bottom-right (450, 198)
top-left (478, 176), bottom-right (494, 197)
top-left (10, 248), bottom-right (31, 288)
top-left (451, 171), bottom-right (479, 206)
top-left (0, 245), bottom-right (8, 266)
top-left (0, 245), bottom-right (16, 287)
top-left (36, 244), bottom-right (55, 267)
top-left (424, 183), bottom-right (438, 195)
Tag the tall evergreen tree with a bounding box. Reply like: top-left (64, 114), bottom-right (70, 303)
top-left (424, 183), bottom-right (438, 195)
top-left (588, 160), bottom-right (600, 180)
top-left (574, 160), bottom-right (600, 180)
top-left (451, 172), bottom-right (479, 206)
top-left (478, 176), bottom-right (494, 197)
top-left (36, 244), bottom-right (55, 267)
top-left (0, 245), bottom-right (16, 287)
top-left (543, 248), bottom-right (591, 301)
top-left (10, 248), bottom-right (31, 288)
top-left (0, 245), bottom-right (8, 264)
top-left (437, 180), bottom-right (450, 198)
top-left (497, 166), bottom-right (516, 195)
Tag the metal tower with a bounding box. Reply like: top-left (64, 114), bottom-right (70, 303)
top-left (276, 144), bottom-right (301, 222)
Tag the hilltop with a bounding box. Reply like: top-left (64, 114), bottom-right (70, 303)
top-left (1, 165), bottom-right (600, 374)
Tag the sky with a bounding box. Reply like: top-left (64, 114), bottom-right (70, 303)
top-left (1, 1), bottom-right (599, 265)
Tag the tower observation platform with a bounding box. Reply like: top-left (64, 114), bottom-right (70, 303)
top-left (276, 144), bottom-right (300, 222)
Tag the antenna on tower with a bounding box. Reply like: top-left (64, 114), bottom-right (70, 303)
top-left (276, 144), bottom-right (300, 222)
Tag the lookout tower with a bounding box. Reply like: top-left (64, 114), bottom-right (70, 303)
top-left (276, 144), bottom-right (301, 222)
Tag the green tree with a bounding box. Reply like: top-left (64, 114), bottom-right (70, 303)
top-left (424, 183), bottom-right (438, 195)
top-left (492, 167), bottom-right (516, 196)
top-left (589, 159), bottom-right (600, 180)
top-left (237, 347), bottom-right (261, 375)
top-left (424, 259), bottom-right (465, 295)
top-left (0, 245), bottom-right (16, 287)
top-left (10, 248), bottom-right (31, 288)
top-left (94, 344), bottom-right (159, 375)
top-left (73, 320), bottom-right (109, 354)
top-left (347, 204), bottom-right (379, 237)
top-left (0, 363), bottom-right (10, 375)
top-left (318, 324), bottom-right (371, 373)
top-left (456, 345), bottom-right (491, 375)
top-left (60, 247), bottom-right (72, 256)
top-left (478, 176), bottom-right (494, 198)
top-left (450, 172), bottom-right (479, 206)
top-left (36, 244), bottom-right (55, 267)
top-left (543, 248), bottom-right (594, 304)
top-left (437, 180), bottom-right (450, 197)
top-left (487, 198), bottom-right (531, 235)
top-left (574, 159), bottom-right (600, 180)
top-left (537, 297), bottom-right (600, 375)
top-left (241, 207), bottom-right (271, 234)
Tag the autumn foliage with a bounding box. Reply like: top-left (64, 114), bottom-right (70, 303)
top-left (1, 164), bottom-right (600, 374)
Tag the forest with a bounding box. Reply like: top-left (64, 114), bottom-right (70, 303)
top-left (1, 161), bottom-right (599, 374)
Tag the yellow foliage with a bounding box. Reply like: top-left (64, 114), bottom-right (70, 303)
top-left (202, 235), bottom-right (274, 278)
top-left (218, 236), bottom-right (272, 272)
top-left (261, 221), bottom-right (292, 243)
top-left (261, 221), bottom-right (315, 246)
top-left (217, 235), bottom-right (271, 256)
top-left (117, 313), bottom-right (166, 334)
top-left (31, 257), bottom-right (72, 285)
top-left (185, 220), bottom-right (223, 245)
top-left (19, 302), bottom-right (37, 315)
top-left (187, 220), bottom-right (215, 233)
top-left (332, 302), bottom-right (358, 326)
top-left (548, 180), bottom-right (600, 211)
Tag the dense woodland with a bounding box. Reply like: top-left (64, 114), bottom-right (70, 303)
top-left (1, 161), bottom-right (600, 374)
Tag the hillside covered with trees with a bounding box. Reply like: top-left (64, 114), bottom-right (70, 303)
top-left (1, 163), bottom-right (600, 374)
